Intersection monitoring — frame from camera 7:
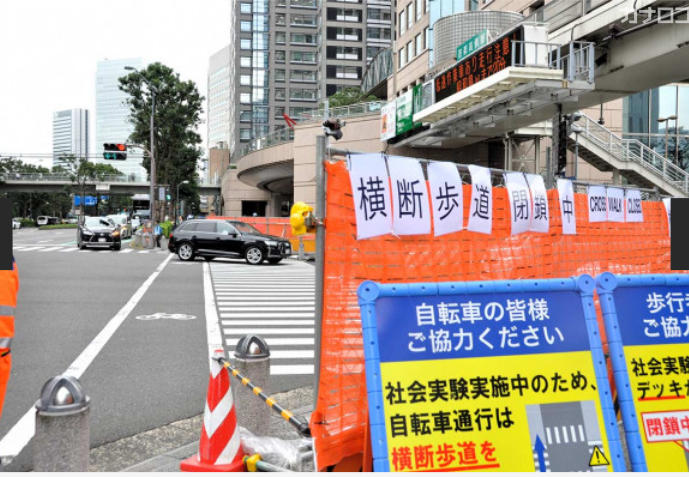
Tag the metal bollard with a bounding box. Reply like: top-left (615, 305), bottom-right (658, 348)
top-left (33, 375), bottom-right (91, 472)
top-left (233, 335), bottom-right (271, 436)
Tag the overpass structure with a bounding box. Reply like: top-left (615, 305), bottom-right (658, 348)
top-left (0, 173), bottom-right (222, 195)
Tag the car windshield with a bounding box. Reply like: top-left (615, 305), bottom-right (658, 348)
top-left (109, 216), bottom-right (126, 225)
top-left (85, 217), bottom-right (114, 228)
top-left (232, 222), bottom-right (261, 235)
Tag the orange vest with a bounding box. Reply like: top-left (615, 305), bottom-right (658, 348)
top-left (0, 260), bottom-right (19, 351)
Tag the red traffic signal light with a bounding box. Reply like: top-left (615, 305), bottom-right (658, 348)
top-left (103, 143), bottom-right (127, 160)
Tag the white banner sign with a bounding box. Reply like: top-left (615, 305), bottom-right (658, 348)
top-left (505, 172), bottom-right (532, 236)
top-left (380, 102), bottom-right (397, 141)
top-left (663, 198), bottom-right (672, 237)
top-left (388, 157), bottom-right (431, 236)
top-left (557, 179), bottom-right (576, 235)
top-left (606, 187), bottom-right (625, 223)
top-left (526, 174), bottom-right (549, 233)
top-left (349, 154), bottom-right (392, 239)
top-left (588, 186), bottom-right (607, 223)
top-left (428, 162), bottom-right (463, 236)
top-left (625, 189), bottom-right (644, 223)
top-left (467, 165), bottom-right (493, 235)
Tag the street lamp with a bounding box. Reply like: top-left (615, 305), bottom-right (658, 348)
top-left (658, 115), bottom-right (678, 161)
top-left (176, 180), bottom-right (189, 224)
top-left (124, 65), bottom-right (157, 223)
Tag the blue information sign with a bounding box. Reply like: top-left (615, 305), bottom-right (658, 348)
top-left (358, 276), bottom-right (624, 472)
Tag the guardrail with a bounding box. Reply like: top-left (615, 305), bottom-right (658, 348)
top-left (236, 101), bottom-right (385, 160)
top-left (578, 114), bottom-right (689, 195)
top-left (0, 173), bottom-right (221, 187)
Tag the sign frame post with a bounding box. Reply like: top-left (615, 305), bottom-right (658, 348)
top-left (358, 275), bottom-right (625, 472)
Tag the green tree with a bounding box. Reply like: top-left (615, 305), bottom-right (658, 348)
top-left (60, 156), bottom-right (123, 217)
top-left (118, 62), bottom-right (204, 220)
top-left (322, 87), bottom-right (378, 108)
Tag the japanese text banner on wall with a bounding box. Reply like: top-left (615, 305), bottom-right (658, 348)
top-left (597, 273), bottom-right (689, 472)
top-left (358, 277), bottom-right (625, 472)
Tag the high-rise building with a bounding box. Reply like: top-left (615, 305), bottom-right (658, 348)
top-left (318, 0), bottom-right (393, 98)
top-left (52, 108), bottom-right (89, 169)
top-left (208, 45), bottom-right (234, 156)
top-left (228, 0), bottom-right (393, 159)
top-left (95, 58), bottom-right (145, 177)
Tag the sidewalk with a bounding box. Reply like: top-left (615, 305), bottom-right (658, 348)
top-left (89, 386), bottom-right (314, 472)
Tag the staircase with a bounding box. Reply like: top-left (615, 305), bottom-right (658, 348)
top-left (568, 114), bottom-right (689, 197)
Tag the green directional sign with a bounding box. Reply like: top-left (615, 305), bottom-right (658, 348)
top-left (456, 29), bottom-right (489, 61)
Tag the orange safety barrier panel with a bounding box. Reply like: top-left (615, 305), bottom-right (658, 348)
top-left (312, 160), bottom-right (677, 470)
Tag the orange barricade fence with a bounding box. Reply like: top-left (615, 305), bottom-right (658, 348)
top-left (311, 159), bottom-right (678, 470)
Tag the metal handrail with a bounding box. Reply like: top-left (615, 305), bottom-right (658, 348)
top-left (0, 172), bottom-right (221, 187)
top-left (578, 114), bottom-right (689, 194)
top-left (236, 101), bottom-right (385, 161)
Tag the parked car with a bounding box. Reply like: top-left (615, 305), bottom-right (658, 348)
top-left (131, 215), bottom-right (142, 233)
top-left (168, 219), bottom-right (292, 265)
top-left (107, 215), bottom-right (132, 239)
top-left (12, 218), bottom-right (21, 229)
top-left (63, 215), bottom-right (78, 224)
top-left (77, 216), bottom-right (121, 251)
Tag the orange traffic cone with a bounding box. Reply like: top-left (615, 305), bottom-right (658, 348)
top-left (181, 350), bottom-right (246, 472)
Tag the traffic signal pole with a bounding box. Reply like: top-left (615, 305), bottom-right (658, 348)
top-left (150, 88), bottom-right (156, 224)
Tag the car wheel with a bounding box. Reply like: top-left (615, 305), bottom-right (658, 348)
top-left (78, 239), bottom-right (86, 250)
top-left (245, 246), bottom-right (264, 265)
top-left (113, 243), bottom-right (121, 251)
top-left (178, 243), bottom-right (195, 261)
top-left (268, 258), bottom-right (282, 265)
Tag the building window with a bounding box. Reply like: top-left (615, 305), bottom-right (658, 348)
top-left (399, 10), bottom-right (406, 36)
top-left (241, 57), bottom-right (251, 68)
top-left (416, 0), bottom-right (423, 19)
top-left (275, 70), bottom-right (286, 82)
top-left (407, 40), bottom-right (413, 62)
top-left (291, 14), bottom-right (317, 26)
top-left (425, 27), bottom-right (430, 50)
top-left (241, 21), bottom-right (251, 31)
top-left (240, 93), bottom-right (251, 104)
top-left (425, 0), bottom-right (430, 13)
top-left (241, 39), bottom-right (251, 50)
top-left (332, 66), bottom-right (360, 79)
top-left (367, 27), bottom-right (391, 40)
top-left (276, 13), bottom-right (286, 25)
top-left (275, 88), bottom-right (286, 100)
top-left (276, 32), bottom-right (286, 44)
top-left (329, 46), bottom-right (361, 60)
top-left (292, 70), bottom-right (317, 82)
top-left (240, 111), bottom-right (252, 122)
top-left (399, 45), bottom-right (406, 68)
top-left (367, 8), bottom-right (391, 22)
top-left (291, 51), bottom-right (316, 63)
top-left (240, 75), bottom-right (251, 86)
top-left (291, 33), bottom-right (317, 44)
top-left (416, 33), bottom-right (423, 55)
top-left (408, 2), bottom-right (414, 30)
top-left (328, 27), bottom-right (361, 42)
top-left (240, 2), bottom-right (251, 13)
top-left (290, 88), bottom-right (317, 101)
top-left (240, 129), bottom-right (252, 141)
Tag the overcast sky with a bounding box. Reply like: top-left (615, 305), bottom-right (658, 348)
top-left (0, 0), bottom-right (232, 166)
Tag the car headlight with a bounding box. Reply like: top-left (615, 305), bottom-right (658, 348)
top-left (113, 230), bottom-right (120, 237)
top-left (265, 241), bottom-right (278, 247)
top-left (82, 229), bottom-right (93, 236)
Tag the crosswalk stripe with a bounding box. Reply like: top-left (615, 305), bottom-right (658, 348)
top-left (226, 337), bottom-right (314, 346)
top-left (19, 247), bottom-right (43, 251)
top-left (121, 249), bottom-right (134, 254)
top-left (138, 251), bottom-right (150, 254)
top-left (219, 306), bottom-right (314, 312)
top-left (270, 365), bottom-right (314, 375)
top-left (217, 301), bottom-right (315, 306)
top-left (220, 312), bottom-right (314, 318)
top-left (59, 247), bottom-right (78, 252)
top-left (222, 320), bottom-right (315, 326)
top-left (12, 247), bottom-right (25, 250)
top-left (215, 292), bottom-right (314, 296)
top-left (224, 328), bottom-right (314, 335)
top-left (39, 247), bottom-right (63, 252)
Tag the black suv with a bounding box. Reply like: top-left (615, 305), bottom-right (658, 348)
top-left (168, 219), bottom-right (292, 265)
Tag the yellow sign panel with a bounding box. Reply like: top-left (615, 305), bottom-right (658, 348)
top-left (380, 352), bottom-right (614, 472)
top-left (624, 343), bottom-right (689, 472)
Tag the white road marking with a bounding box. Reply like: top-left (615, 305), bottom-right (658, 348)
top-left (263, 350), bottom-right (314, 359)
top-left (12, 247), bottom-right (25, 250)
top-left (570, 425), bottom-right (577, 443)
top-left (223, 328), bottom-right (314, 335)
top-left (270, 365), bottom-right (314, 375)
top-left (554, 427), bottom-right (560, 444)
top-left (578, 425), bottom-right (585, 441)
top-left (546, 427), bottom-right (552, 445)
top-left (217, 301), bottom-right (315, 306)
top-left (37, 240), bottom-right (51, 243)
top-left (562, 426), bottom-right (569, 443)
top-left (59, 247), bottom-right (78, 252)
top-left (221, 320), bottom-right (315, 326)
top-left (220, 312), bottom-right (314, 318)
top-left (214, 293), bottom-right (314, 297)
top-left (0, 253), bottom-right (173, 463)
top-left (121, 249), bottom-right (134, 254)
top-left (18, 247), bottom-right (43, 251)
top-left (203, 262), bottom-right (225, 366)
top-left (219, 307), bottom-right (314, 312)
top-left (38, 247), bottom-right (64, 252)
top-left (138, 251), bottom-right (150, 254)
top-left (227, 337), bottom-right (314, 346)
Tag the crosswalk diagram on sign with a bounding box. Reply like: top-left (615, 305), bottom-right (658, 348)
top-left (210, 261), bottom-right (315, 376)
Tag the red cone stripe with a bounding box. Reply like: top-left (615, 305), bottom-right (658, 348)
top-left (205, 370), bottom-right (230, 411)
top-left (199, 404), bottom-right (239, 464)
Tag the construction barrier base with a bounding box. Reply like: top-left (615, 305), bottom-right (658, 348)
top-left (180, 456), bottom-right (246, 473)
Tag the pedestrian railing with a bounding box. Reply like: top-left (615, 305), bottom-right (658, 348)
top-left (0, 172), bottom-right (221, 187)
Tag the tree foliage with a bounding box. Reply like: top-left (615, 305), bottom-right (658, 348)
top-left (118, 62), bottom-right (204, 217)
top-left (322, 87), bottom-right (378, 108)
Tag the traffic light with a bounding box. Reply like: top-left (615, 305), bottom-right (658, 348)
top-left (103, 143), bottom-right (127, 160)
top-left (290, 202), bottom-right (315, 236)
top-left (166, 188), bottom-right (171, 201)
top-left (322, 119), bottom-right (345, 141)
